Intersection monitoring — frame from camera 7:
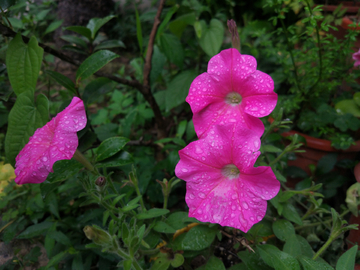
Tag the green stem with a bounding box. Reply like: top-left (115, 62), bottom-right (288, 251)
top-left (312, 236), bottom-right (335, 260)
top-left (134, 184), bottom-right (146, 212)
top-left (73, 150), bottom-right (97, 174)
top-left (295, 210), bottom-right (350, 230)
top-left (131, 259), bottom-right (143, 270)
top-left (268, 149), bottom-right (288, 167)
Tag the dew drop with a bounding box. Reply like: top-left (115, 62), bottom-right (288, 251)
top-left (242, 202), bottom-right (249, 209)
top-left (198, 192), bottom-right (206, 199)
top-left (182, 168), bottom-right (188, 172)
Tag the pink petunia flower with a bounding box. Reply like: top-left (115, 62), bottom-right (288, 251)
top-left (14, 97), bottom-right (87, 185)
top-left (175, 124), bottom-right (280, 232)
top-left (353, 49), bottom-right (360, 67)
top-left (186, 48), bottom-right (277, 138)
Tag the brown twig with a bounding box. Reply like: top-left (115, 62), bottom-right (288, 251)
top-left (0, 1), bottom-right (168, 138)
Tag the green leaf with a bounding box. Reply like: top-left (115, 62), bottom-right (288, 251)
top-left (198, 19), bottom-right (224, 57)
top-left (87, 15), bottom-right (116, 39)
top-left (135, 7), bottom-right (143, 54)
top-left (257, 245), bottom-right (301, 270)
top-left (165, 70), bottom-right (198, 111)
top-left (156, 5), bottom-right (178, 38)
top-left (272, 219), bottom-right (295, 241)
top-left (44, 20), bottom-right (63, 36)
top-left (136, 208), bottom-right (170, 220)
top-left (197, 256), bottom-right (225, 270)
top-left (46, 70), bottom-right (77, 94)
top-left (298, 256), bottom-right (334, 270)
top-left (17, 221), bottom-right (54, 239)
top-left (72, 254), bottom-right (84, 270)
top-left (95, 151), bottom-right (134, 168)
top-left (0, 0), bottom-right (16, 9)
top-left (354, 92), bottom-right (360, 107)
top-left (48, 231), bottom-right (72, 246)
top-left (153, 221), bottom-right (177, 234)
top-left (150, 45), bottom-right (166, 85)
top-left (169, 12), bottom-right (196, 38)
top-left (159, 33), bottom-right (184, 68)
top-left (96, 137), bottom-right (129, 162)
top-left (45, 192), bottom-right (60, 219)
top-left (6, 34), bottom-right (44, 95)
top-left (46, 251), bottom-right (68, 269)
top-left (180, 225), bottom-right (217, 251)
top-left (335, 99), bottom-right (360, 117)
top-left (65, 26), bottom-right (92, 41)
top-left (171, 253), bottom-right (184, 268)
top-left (282, 202), bottom-right (303, 225)
top-left (283, 234), bottom-right (302, 258)
top-left (316, 153), bottom-right (338, 175)
top-left (82, 77), bottom-right (114, 104)
top-left (76, 50), bottom-right (119, 83)
top-left (237, 251), bottom-right (272, 270)
top-left (336, 245), bottom-right (358, 270)
top-left (60, 35), bottom-right (88, 50)
top-left (5, 91), bottom-right (49, 166)
top-left (46, 159), bottom-right (83, 183)
top-left (94, 40), bottom-right (126, 51)
top-left (262, 144), bottom-right (283, 153)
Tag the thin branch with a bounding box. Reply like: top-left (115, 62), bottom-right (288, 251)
top-left (143, 0), bottom-right (166, 88)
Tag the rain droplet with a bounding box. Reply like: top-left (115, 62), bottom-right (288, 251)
top-left (182, 168), bottom-right (188, 172)
top-left (242, 202), bottom-right (249, 209)
top-left (198, 192), bottom-right (206, 199)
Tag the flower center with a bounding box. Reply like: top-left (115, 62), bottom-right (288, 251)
top-left (225, 92), bottom-right (242, 105)
top-left (222, 164), bottom-right (240, 179)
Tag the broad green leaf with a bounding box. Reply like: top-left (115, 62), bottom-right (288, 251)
top-left (171, 253), bottom-right (184, 268)
top-left (169, 12), bottom-right (196, 38)
top-left (282, 202), bottom-right (303, 225)
top-left (87, 15), bottom-right (116, 39)
top-left (159, 33), bottom-right (184, 68)
top-left (17, 221), bottom-right (54, 239)
top-left (48, 231), bottom-right (72, 246)
top-left (237, 251), bottom-right (272, 270)
top-left (336, 245), bottom-right (358, 270)
top-left (6, 34), bottom-right (43, 95)
top-left (196, 256), bottom-right (225, 270)
top-left (257, 245), bottom-right (301, 270)
top-left (44, 20), bottom-right (63, 36)
top-left (354, 92), bottom-right (360, 107)
top-left (95, 151), bottom-right (134, 168)
top-left (0, 0), bottom-right (16, 9)
top-left (153, 221), bottom-right (177, 234)
top-left (46, 159), bottom-right (83, 183)
top-left (72, 254), bottom-right (84, 270)
top-left (165, 70), bottom-right (198, 111)
top-left (94, 40), bottom-right (126, 51)
top-left (316, 153), bottom-right (338, 175)
top-left (5, 91), bottom-right (49, 166)
top-left (181, 225), bottom-right (217, 251)
top-left (283, 234), bottom-right (302, 258)
top-left (136, 208), bottom-right (170, 220)
top-left (76, 50), bottom-right (119, 83)
top-left (45, 192), bottom-right (60, 219)
top-left (135, 7), bottom-right (143, 54)
top-left (150, 257), bottom-right (171, 270)
top-left (96, 137), bottom-right (129, 162)
top-left (198, 19), bottom-right (224, 57)
top-left (166, 211), bottom-right (198, 230)
top-left (46, 70), bottom-right (77, 94)
top-left (272, 219), bottom-right (295, 241)
top-left (262, 144), bottom-right (283, 153)
top-left (296, 235), bottom-right (315, 258)
top-left (46, 251), bottom-right (68, 269)
top-left (150, 45), bottom-right (166, 85)
top-left (7, 17), bottom-right (24, 29)
top-left (65, 26), bottom-right (92, 41)
top-left (82, 77), bottom-right (114, 104)
top-left (156, 5), bottom-right (178, 38)
top-left (60, 35), bottom-right (88, 49)
top-left (298, 256), bottom-right (334, 270)
top-left (335, 99), bottom-right (360, 117)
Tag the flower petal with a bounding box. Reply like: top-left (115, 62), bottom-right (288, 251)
top-left (14, 97), bottom-right (87, 185)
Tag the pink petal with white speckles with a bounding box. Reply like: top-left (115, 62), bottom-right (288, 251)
top-left (192, 101), bottom-right (264, 138)
top-left (240, 71), bottom-right (277, 118)
top-left (207, 48), bottom-right (257, 78)
top-left (14, 97), bottom-right (87, 185)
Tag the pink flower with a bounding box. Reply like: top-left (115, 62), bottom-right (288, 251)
top-left (353, 49), bottom-right (360, 67)
top-left (14, 97), bottom-right (87, 185)
top-left (175, 124), bottom-right (280, 232)
top-left (186, 48), bottom-right (277, 138)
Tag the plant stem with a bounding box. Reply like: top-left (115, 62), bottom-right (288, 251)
top-left (131, 260), bottom-right (143, 270)
top-left (295, 209), bottom-right (350, 230)
top-left (73, 150), bottom-right (97, 174)
top-left (134, 184), bottom-right (146, 212)
top-left (312, 236), bottom-right (335, 260)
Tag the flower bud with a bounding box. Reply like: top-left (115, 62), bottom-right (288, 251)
top-left (95, 176), bottom-right (106, 187)
top-left (83, 225), bottom-right (112, 246)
